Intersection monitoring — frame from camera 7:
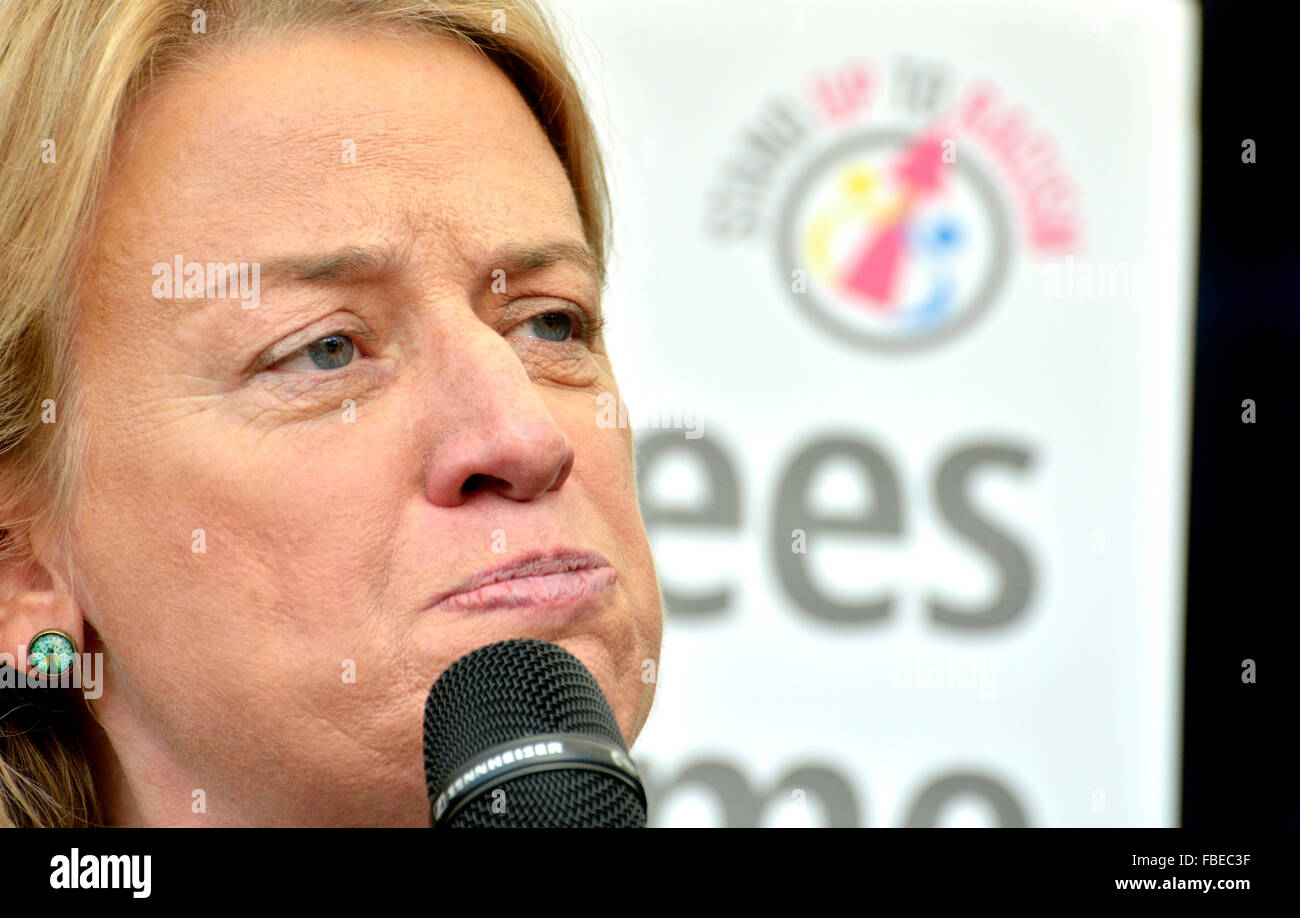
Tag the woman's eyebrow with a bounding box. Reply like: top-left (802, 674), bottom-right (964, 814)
top-left (485, 241), bottom-right (606, 292)
top-left (255, 238), bottom-right (604, 293)
top-left (260, 242), bottom-right (410, 284)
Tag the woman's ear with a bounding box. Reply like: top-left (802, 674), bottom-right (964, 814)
top-left (0, 528), bottom-right (83, 676)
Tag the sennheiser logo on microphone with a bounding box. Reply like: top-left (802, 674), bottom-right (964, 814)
top-left (434, 740), bottom-right (567, 820)
top-left (456, 740), bottom-right (565, 792)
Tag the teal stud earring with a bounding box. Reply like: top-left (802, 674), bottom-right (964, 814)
top-left (28, 629), bottom-right (76, 677)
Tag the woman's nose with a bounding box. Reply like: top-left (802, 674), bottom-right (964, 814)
top-left (420, 322), bottom-right (576, 507)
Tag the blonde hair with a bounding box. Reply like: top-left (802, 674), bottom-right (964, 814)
top-left (0, 0), bottom-right (611, 827)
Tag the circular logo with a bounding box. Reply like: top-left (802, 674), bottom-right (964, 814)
top-left (778, 129), bottom-right (1011, 352)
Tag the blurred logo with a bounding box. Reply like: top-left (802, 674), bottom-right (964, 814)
top-left (778, 129), bottom-right (1009, 351)
top-left (706, 59), bottom-right (1081, 354)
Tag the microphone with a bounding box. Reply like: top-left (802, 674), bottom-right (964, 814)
top-left (423, 638), bottom-right (648, 827)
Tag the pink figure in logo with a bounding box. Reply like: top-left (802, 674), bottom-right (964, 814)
top-left (842, 133), bottom-right (948, 310)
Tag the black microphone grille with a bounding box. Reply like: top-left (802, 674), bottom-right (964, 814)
top-left (423, 638), bottom-right (647, 827)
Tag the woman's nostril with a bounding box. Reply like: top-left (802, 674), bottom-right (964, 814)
top-left (461, 473), bottom-right (496, 495)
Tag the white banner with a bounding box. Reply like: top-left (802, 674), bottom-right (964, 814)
top-left (555, 0), bottom-right (1200, 826)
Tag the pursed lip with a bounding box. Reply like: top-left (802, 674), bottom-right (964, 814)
top-left (423, 549), bottom-right (616, 613)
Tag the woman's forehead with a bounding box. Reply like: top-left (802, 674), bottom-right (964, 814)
top-left (89, 29), bottom-right (583, 297)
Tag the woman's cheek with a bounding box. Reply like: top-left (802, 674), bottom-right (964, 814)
top-left (238, 358), bottom-right (397, 426)
top-left (510, 338), bottom-right (602, 388)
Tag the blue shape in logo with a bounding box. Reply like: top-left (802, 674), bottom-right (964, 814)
top-left (899, 215), bottom-right (964, 332)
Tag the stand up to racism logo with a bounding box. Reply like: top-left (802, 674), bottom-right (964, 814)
top-left (705, 59), bottom-right (1082, 353)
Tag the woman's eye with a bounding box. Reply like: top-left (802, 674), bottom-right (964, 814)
top-left (507, 312), bottom-right (574, 342)
top-left (273, 334), bottom-right (356, 372)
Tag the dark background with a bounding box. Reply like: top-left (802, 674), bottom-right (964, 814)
top-left (1183, 0), bottom-right (1298, 827)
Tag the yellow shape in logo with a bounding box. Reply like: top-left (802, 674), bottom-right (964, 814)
top-left (802, 164), bottom-right (892, 282)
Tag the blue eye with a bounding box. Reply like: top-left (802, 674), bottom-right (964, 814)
top-left (510, 312), bottom-right (574, 342)
top-left (275, 334), bottom-right (356, 371)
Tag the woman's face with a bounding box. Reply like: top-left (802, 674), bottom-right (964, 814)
top-left (66, 30), bottom-right (662, 826)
